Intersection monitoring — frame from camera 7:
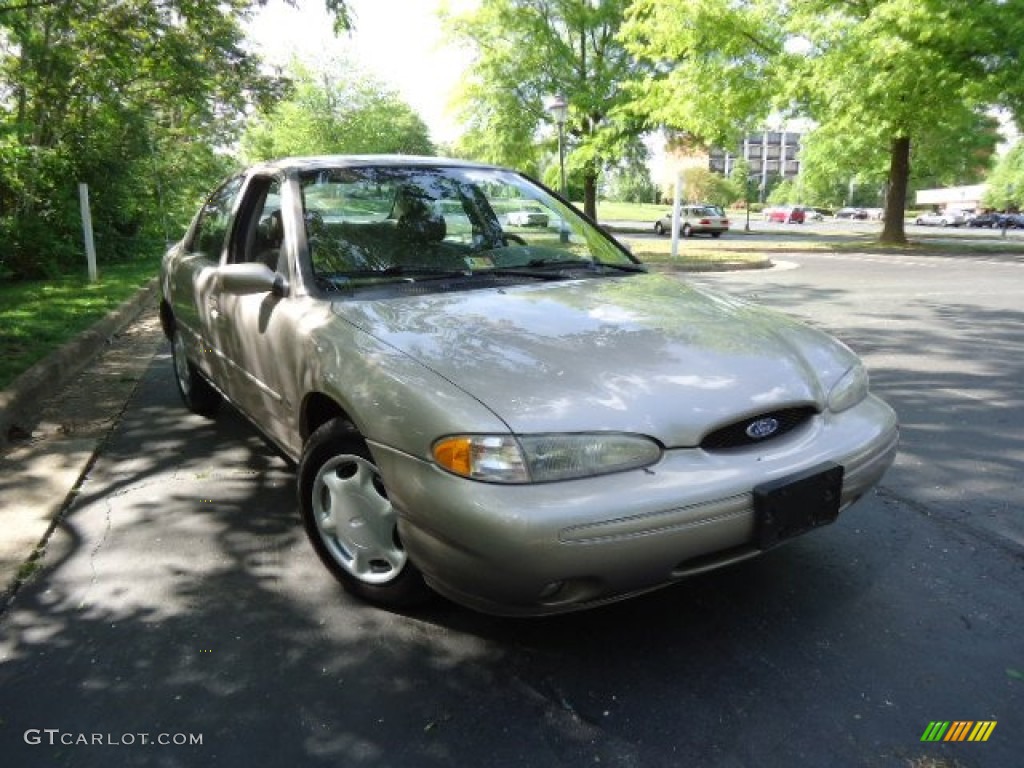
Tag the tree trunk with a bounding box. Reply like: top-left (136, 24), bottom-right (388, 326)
top-left (881, 135), bottom-right (910, 244)
top-left (584, 170), bottom-right (597, 220)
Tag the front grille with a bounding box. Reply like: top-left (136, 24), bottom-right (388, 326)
top-left (700, 406), bottom-right (816, 451)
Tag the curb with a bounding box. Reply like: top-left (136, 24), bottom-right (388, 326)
top-left (0, 276), bottom-right (159, 450)
top-left (648, 259), bottom-right (774, 273)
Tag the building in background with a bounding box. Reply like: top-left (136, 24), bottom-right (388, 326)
top-left (657, 128), bottom-right (804, 203)
top-left (915, 184), bottom-right (987, 211)
top-left (711, 130), bottom-right (803, 199)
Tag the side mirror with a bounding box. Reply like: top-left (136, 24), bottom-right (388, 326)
top-left (217, 263), bottom-right (287, 296)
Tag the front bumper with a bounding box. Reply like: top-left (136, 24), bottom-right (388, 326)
top-left (371, 395), bottom-right (898, 616)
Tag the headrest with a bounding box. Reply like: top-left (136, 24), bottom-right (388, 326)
top-left (398, 211), bottom-right (447, 243)
top-left (266, 209), bottom-right (284, 245)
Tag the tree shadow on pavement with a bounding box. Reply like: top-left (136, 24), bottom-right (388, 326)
top-left (1, 297), bottom-right (1021, 768)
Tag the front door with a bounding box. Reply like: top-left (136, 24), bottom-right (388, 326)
top-left (215, 175), bottom-right (298, 451)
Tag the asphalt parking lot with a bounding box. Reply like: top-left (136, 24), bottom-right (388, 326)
top-left (1, 241), bottom-right (1021, 767)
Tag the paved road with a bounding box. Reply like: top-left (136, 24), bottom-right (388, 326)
top-left (1, 249), bottom-right (1021, 767)
top-left (626, 216), bottom-right (1024, 244)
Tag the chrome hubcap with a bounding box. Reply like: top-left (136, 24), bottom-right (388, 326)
top-left (312, 454), bottom-right (405, 584)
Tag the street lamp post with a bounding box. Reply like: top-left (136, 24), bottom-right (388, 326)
top-left (546, 95), bottom-right (568, 198)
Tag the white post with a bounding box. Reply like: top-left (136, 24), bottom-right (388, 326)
top-left (670, 174), bottom-right (682, 260)
top-left (79, 183), bottom-right (97, 282)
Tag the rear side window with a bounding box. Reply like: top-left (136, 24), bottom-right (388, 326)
top-left (191, 176), bottom-right (243, 261)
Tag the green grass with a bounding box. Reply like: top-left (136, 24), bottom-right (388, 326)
top-left (0, 258), bottom-right (159, 390)
top-left (592, 201), bottom-right (668, 221)
top-left (621, 236), bottom-right (772, 266)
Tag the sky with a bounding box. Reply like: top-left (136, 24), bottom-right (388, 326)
top-left (246, 0), bottom-right (477, 146)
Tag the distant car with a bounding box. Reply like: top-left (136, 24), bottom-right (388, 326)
top-left (159, 154), bottom-right (897, 616)
top-left (914, 211), bottom-right (965, 227)
top-left (966, 212), bottom-right (1003, 228)
top-left (764, 206), bottom-right (805, 224)
top-left (653, 204), bottom-right (730, 237)
top-left (800, 206), bottom-right (824, 221)
top-left (835, 208), bottom-right (868, 220)
top-left (505, 205), bottom-right (550, 227)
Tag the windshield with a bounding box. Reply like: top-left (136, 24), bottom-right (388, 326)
top-left (298, 165), bottom-right (639, 291)
top-left (698, 206), bottom-right (725, 216)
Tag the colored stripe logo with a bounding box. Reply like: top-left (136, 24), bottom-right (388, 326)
top-left (920, 721), bottom-right (996, 742)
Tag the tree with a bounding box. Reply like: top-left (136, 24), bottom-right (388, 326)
top-left (621, 0), bottom-right (1024, 244)
top-left (620, 0), bottom-right (782, 151)
top-left (0, 0), bottom-right (293, 277)
top-left (983, 143), bottom-right (1024, 210)
top-left (241, 60), bottom-right (433, 161)
top-left (0, 0), bottom-right (353, 279)
top-left (445, 0), bottom-right (640, 219)
top-left (779, 0), bottom-right (1021, 242)
top-left (680, 168), bottom-right (737, 208)
top-left (603, 143), bottom-right (658, 203)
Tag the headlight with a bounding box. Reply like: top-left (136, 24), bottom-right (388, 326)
top-left (432, 433), bottom-right (662, 483)
top-left (827, 363), bottom-right (869, 413)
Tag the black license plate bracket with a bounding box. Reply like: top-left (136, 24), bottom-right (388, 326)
top-left (754, 462), bottom-right (844, 550)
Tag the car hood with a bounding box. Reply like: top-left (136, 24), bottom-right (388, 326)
top-left (331, 274), bottom-right (857, 447)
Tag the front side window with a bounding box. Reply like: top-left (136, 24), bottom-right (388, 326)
top-left (229, 176), bottom-right (283, 270)
top-left (298, 165), bottom-right (639, 293)
top-left (191, 176), bottom-right (243, 262)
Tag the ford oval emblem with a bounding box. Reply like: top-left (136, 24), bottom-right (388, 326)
top-left (745, 417), bottom-right (780, 440)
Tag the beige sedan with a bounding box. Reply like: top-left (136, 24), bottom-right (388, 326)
top-left (161, 156), bottom-right (898, 615)
top-left (654, 205), bottom-right (730, 238)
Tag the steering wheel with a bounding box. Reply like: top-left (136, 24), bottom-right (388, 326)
top-left (503, 233), bottom-right (528, 246)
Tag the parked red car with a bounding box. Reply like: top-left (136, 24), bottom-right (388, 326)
top-left (764, 206), bottom-right (805, 224)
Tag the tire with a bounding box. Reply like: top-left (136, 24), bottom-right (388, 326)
top-left (682, 224), bottom-right (693, 238)
top-left (170, 327), bottom-right (220, 417)
top-left (298, 418), bottom-right (429, 608)
top-left (654, 221), bottom-right (665, 236)
top-left (711, 232), bottom-right (722, 238)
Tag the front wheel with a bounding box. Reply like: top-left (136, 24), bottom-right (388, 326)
top-left (654, 221), bottom-right (665, 236)
top-left (298, 419), bottom-right (430, 608)
top-left (171, 327), bottom-right (220, 417)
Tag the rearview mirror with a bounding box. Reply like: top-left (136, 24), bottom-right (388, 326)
top-left (217, 263), bottom-right (287, 296)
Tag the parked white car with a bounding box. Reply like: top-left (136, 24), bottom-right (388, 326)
top-left (505, 205), bottom-right (550, 227)
top-left (915, 210), bottom-right (965, 227)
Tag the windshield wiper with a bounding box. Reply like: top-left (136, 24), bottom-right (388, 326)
top-left (591, 261), bottom-right (648, 273)
top-left (482, 266), bottom-right (575, 281)
top-left (521, 258), bottom-right (648, 274)
top-left (525, 258), bottom-right (592, 269)
top-left (331, 266), bottom-right (470, 281)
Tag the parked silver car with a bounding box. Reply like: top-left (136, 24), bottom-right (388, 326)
top-left (160, 156), bottom-right (898, 616)
top-left (504, 204), bottom-right (550, 227)
top-left (914, 210), bottom-right (965, 227)
top-left (654, 204), bottom-right (730, 237)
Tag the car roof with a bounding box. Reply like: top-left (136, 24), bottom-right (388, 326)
top-left (247, 155), bottom-right (505, 175)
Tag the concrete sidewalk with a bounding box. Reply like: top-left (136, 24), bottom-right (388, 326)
top-left (0, 287), bottom-right (164, 602)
